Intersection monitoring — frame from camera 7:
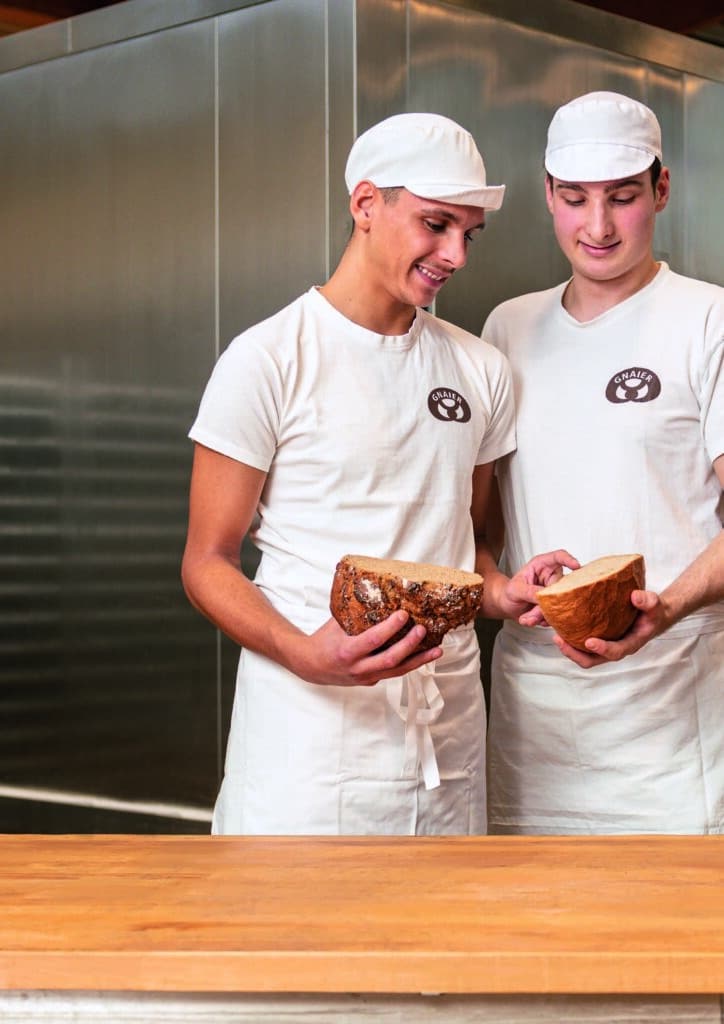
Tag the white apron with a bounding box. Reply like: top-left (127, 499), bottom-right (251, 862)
top-left (487, 622), bottom-right (724, 835)
top-left (212, 625), bottom-right (487, 835)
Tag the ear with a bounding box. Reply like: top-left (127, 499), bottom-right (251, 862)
top-left (349, 180), bottom-right (378, 233)
top-left (654, 166), bottom-right (671, 213)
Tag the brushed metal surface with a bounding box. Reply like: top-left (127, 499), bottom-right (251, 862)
top-left (0, 0), bottom-right (260, 73)
top-left (3, 0), bottom-right (723, 81)
top-left (71, 0), bottom-right (258, 53)
top-left (217, 0), bottom-right (328, 338)
top-left (407, 0), bottom-right (649, 330)
top-left (0, 21), bottom-right (219, 824)
top-left (0, 991), bottom-right (718, 1020)
top-left (683, 76), bottom-right (724, 286)
top-left (447, 0), bottom-right (724, 82)
top-left (0, 0), bottom-right (721, 832)
top-left (0, 17), bottom-right (68, 72)
top-left (647, 66), bottom-right (685, 272)
top-left (356, 0), bottom-right (408, 133)
top-left (327, 0), bottom-right (356, 273)
top-left (215, 0), bottom-right (333, 738)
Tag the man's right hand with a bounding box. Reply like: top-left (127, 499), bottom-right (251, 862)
top-left (294, 612), bottom-right (443, 687)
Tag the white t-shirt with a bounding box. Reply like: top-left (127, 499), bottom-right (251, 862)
top-left (192, 285), bottom-right (515, 630)
top-left (484, 263), bottom-right (724, 638)
top-left (189, 286), bottom-right (515, 835)
top-left (482, 263), bottom-right (724, 834)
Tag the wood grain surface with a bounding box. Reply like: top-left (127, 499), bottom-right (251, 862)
top-left (0, 834), bottom-right (721, 994)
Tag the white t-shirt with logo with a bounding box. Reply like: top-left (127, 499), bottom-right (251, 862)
top-left (482, 262), bottom-right (724, 833)
top-left (189, 286), bottom-right (515, 834)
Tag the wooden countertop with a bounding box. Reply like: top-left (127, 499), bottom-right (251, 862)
top-left (0, 834), bottom-right (721, 994)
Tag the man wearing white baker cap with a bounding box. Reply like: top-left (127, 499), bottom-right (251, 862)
top-left (182, 111), bottom-right (573, 836)
top-left (482, 91), bottom-right (724, 835)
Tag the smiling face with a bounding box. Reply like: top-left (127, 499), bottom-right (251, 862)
top-left (545, 167), bottom-right (669, 293)
top-left (359, 185), bottom-right (486, 320)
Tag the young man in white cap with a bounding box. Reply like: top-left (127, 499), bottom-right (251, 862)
top-left (482, 91), bottom-right (724, 834)
top-left (182, 112), bottom-right (573, 835)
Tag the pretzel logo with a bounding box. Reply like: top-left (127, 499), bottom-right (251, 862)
top-left (605, 367), bottom-right (661, 404)
top-left (427, 387), bottom-right (471, 422)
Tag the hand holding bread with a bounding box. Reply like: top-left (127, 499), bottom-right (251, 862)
top-left (536, 553), bottom-right (646, 652)
top-left (330, 554), bottom-right (484, 650)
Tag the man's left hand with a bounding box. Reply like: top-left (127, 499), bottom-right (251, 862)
top-left (552, 588), bottom-right (668, 667)
top-left (499, 549), bottom-right (580, 622)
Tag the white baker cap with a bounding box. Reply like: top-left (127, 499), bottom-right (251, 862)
top-left (345, 112), bottom-right (505, 211)
top-left (545, 91), bottom-right (662, 182)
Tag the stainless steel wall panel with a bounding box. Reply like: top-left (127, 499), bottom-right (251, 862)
top-left (407, 0), bottom-right (648, 331)
top-left (3, 27), bottom-right (217, 384)
top-left (216, 0), bottom-right (335, 739)
top-left (0, 0), bottom-right (721, 832)
top-left (645, 67), bottom-right (685, 272)
top-left (327, 0), bottom-right (357, 274)
top-left (0, 19), bottom-right (68, 73)
top-left (356, 0), bottom-right (408, 133)
top-left (0, 0), bottom-right (265, 72)
top-left (445, 0), bottom-right (724, 82)
top-left (683, 77), bottom-right (724, 287)
top-left (0, 20), bottom-right (219, 822)
top-left (70, 0), bottom-right (260, 54)
top-left (217, 0), bottom-right (329, 338)
top-left (4, 0), bottom-right (722, 82)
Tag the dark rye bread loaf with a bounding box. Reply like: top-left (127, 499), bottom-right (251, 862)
top-left (330, 554), bottom-right (484, 651)
top-left (536, 553), bottom-right (645, 651)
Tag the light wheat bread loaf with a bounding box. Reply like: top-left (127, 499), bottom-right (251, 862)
top-left (330, 555), bottom-right (484, 650)
top-left (536, 553), bottom-right (645, 651)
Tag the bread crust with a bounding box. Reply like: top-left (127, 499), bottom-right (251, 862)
top-left (330, 555), bottom-right (484, 651)
top-left (537, 554), bottom-right (645, 651)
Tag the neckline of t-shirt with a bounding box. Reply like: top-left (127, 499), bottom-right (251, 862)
top-left (308, 286), bottom-right (422, 350)
top-left (557, 262), bottom-right (669, 328)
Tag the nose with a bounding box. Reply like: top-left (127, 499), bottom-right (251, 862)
top-left (586, 199), bottom-right (614, 242)
top-left (440, 229), bottom-right (469, 270)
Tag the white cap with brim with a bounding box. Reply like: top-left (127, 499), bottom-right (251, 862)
top-left (345, 112), bottom-right (506, 211)
top-left (545, 91), bottom-right (662, 182)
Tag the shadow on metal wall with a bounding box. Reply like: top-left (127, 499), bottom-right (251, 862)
top-left (0, 373), bottom-right (217, 832)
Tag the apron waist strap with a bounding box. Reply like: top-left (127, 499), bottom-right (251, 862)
top-left (386, 664), bottom-right (444, 790)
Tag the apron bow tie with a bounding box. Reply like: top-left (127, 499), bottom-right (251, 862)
top-left (387, 663), bottom-right (443, 790)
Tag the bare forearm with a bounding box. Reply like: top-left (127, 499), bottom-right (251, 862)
top-left (475, 543), bottom-right (511, 620)
top-left (182, 553), bottom-right (305, 672)
top-left (181, 446), bottom-right (441, 688)
top-left (475, 537), bottom-right (581, 624)
top-left (557, 531), bottom-right (724, 668)
top-left (658, 531), bottom-right (724, 629)
top-left (182, 551), bottom-right (443, 687)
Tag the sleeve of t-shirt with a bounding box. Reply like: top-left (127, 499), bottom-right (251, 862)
top-left (187, 334), bottom-right (281, 472)
top-left (475, 343), bottom-right (516, 466)
top-left (700, 299), bottom-right (724, 465)
top-left (480, 304), bottom-right (507, 356)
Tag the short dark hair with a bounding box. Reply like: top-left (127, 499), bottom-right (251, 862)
top-left (545, 158), bottom-right (662, 193)
top-left (347, 184), bottom-right (401, 239)
top-left (648, 157), bottom-right (662, 188)
top-left (379, 186), bottom-right (402, 204)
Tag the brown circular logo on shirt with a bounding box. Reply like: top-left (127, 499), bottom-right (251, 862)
top-left (427, 387), bottom-right (471, 422)
top-left (605, 367), bottom-right (661, 404)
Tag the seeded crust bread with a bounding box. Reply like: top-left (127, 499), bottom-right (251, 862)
top-left (330, 554), bottom-right (484, 650)
top-left (537, 553), bottom-right (646, 651)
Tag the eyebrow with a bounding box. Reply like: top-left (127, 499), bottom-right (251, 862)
top-left (420, 206), bottom-right (486, 231)
top-left (555, 179), bottom-right (646, 194)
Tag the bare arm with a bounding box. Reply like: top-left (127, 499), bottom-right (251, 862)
top-left (555, 454), bottom-right (724, 667)
top-left (471, 463), bottom-right (579, 621)
top-left (181, 444), bottom-right (442, 686)
top-left (181, 444), bottom-right (302, 664)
